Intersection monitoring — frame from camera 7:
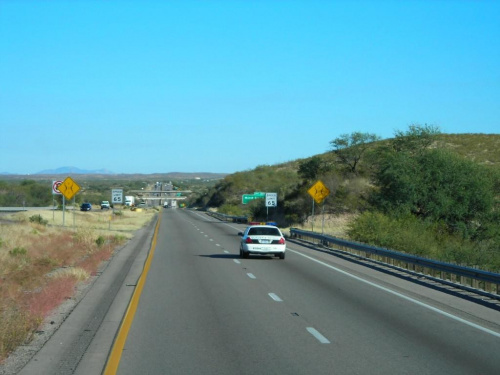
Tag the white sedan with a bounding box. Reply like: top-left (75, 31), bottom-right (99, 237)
top-left (238, 225), bottom-right (286, 259)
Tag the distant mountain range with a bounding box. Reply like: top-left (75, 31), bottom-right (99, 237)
top-left (0, 166), bottom-right (114, 175)
top-left (35, 166), bottom-right (115, 175)
top-left (0, 166), bottom-right (228, 180)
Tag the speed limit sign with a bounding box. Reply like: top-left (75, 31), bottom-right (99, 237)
top-left (266, 192), bottom-right (277, 207)
top-left (112, 189), bottom-right (123, 204)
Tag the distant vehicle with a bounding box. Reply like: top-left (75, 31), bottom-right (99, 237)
top-left (163, 200), bottom-right (177, 208)
top-left (124, 196), bottom-right (135, 206)
top-left (238, 225), bottom-right (286, 259)
top-left (80, 203), bottom-right (92, 211)
top-left (136, 202), bottom-right (147, 208)
top-left (101, 201), bottom-right (111, 209)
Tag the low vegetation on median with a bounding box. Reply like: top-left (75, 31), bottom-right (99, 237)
top-left (0, 208), bottom-right (156, 362)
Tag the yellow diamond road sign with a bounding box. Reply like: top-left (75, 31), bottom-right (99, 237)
top-left (58, 176), bottom-right (80, 200)
top-left (308, 180), bottom-right (330, 204)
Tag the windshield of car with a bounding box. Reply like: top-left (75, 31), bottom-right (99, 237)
top-left (248, 227), bottom-right (281, 236)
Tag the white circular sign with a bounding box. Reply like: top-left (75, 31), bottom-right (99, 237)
top-left (52, 180), bottom-right (63, 195)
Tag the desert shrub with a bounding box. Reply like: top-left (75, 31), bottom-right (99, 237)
top-left (9, 247), bottom-right (28, 257)
top-left (29, 214), bottom-right (48, 226)
top-left (95, 235), bottom-right (106, 247)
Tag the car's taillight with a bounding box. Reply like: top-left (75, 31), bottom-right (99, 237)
top-left (245, 237), bottom-right (253, 244)
top-left (279, 238), bottom-right (285, 245)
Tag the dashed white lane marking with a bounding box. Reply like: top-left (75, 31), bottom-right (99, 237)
top-left (234, 259), bottom-right (241, 264)
top-left (289, 249), bottom-right (500, 339)
top-left (306, 327), bottom-right (330, 344)
top-left (224, 250), bottom-right (229, 253)
top-left (247, 273), bottom-right (256, 279)
top-left (268, 293), bottom-right (282, 302)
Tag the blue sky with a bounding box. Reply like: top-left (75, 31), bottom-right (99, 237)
top-left (1, 0), bottom-right (499, 175)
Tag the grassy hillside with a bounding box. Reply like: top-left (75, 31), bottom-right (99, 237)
top-left (434, 133), bottom-right (500, 166)
top-left (197, 133), bottom-right (500, 217)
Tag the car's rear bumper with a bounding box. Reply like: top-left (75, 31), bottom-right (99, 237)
top-left (242, 245), bottom-right (285, 254)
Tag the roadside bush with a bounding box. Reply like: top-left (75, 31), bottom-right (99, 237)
top-left (95, 235), bottom-right (106, 247)
top-left (348, 211), bottom-right (500, 271)
top-left (372, 148), bottom-right (496, 240)
top-left (9, 247), bottom-right (28, 257)
top-left (29, 214), bottom-right (48, 226)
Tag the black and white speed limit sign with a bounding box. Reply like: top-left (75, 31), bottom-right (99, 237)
top-left (266, 192), bottom-right (277, 207)
top-left (112, 189), bottom-right (123, 204)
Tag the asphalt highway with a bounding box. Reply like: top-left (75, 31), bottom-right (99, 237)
top-left (116, 209), bottom-right (500, 374)
top-left (14, 208), bottom-right (500, 374)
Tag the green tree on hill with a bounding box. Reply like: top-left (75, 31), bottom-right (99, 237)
top-left (330, 132), bottom-right (380, 174)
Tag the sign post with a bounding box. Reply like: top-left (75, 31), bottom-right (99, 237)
top-left (307, 180), bottom-right (330, 233)
top-left (58, 177), bottom-right (81, 226)
top-left (111, 189), bottom-right (123, 230)
top-left (52, 180), bottom-right (62, 221)
top-left (265, 193), bottom-right (277, 222)
top-left (112, 189), bottom-right (123, 205)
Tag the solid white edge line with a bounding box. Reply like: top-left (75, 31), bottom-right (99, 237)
top-left (307, 327), bottom-right (330, 344)
top-left (289, 249), bottom-right (500, 339)
top-left (268, 293), bottom-right (283, 302)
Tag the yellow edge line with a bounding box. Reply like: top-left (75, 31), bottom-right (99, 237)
top-left (103, 214), bottom-right (162, 374)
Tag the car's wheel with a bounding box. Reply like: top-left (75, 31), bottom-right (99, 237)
top-left (279, 252), bottom-right (285, 260)
top-left (243, 251), bottom-right (249, 259)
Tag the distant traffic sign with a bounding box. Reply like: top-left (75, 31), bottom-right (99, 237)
top-left (253, 192), bottom-right (266, 198)
top-left (242, 193), bottom-right (267, 204)
top-left (307, 180), bottom-right (330, 204)
top-left (242, 194), bottom-right (256, 204)
top-left (266, 192), bottom-right (277, 207)
top-left (112, 189), bottom-right (123, 204)
top-left (52, 180), bottom-right (63, 195)
top-left (58, 176), bottom-right (80, 200)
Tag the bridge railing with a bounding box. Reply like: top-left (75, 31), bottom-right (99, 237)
top-left (289, 228), bottom-right (500, 299)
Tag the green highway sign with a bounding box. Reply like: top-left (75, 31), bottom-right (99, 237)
top-left (242, 193), bottom-right (266, 204)
top-left (253, 192), bottom-right (266, 198)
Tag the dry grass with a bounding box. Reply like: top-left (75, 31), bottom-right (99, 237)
top-left (0, 207), bottom-right (156, 362)
top-left (283, 213), bottom-right (358, 239)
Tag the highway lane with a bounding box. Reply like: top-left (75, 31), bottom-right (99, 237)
top-left (115, 209), bottom-right (500, 374)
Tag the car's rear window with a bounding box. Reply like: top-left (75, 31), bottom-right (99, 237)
top-left (248, 227), bottom-right (281, 236)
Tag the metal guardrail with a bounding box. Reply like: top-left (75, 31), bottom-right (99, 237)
top-left (290, 228), bottom-right (500, 298)
top-left (206, 211), bottom-right (248, 224)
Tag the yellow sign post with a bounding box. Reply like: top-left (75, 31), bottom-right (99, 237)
top-left (307, 180), bottom-right (331, 233)
top-left (307, 180), bottom-right (330, 204)
top-left (58, 177), bottom-right (81, 226)
top-left (58, 176), bottom-right (81, 200)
